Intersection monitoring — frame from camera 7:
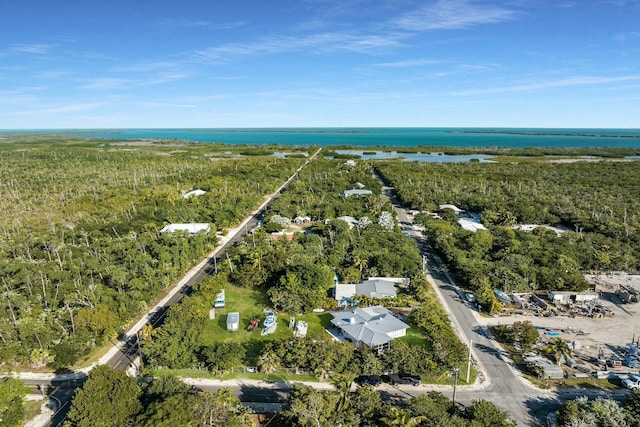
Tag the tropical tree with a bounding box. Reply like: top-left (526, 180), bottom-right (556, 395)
top-left (546, 337), bottom-right (573, 365)
top-left (0, 377), bottom-right (29, 427)
top-left (380, 406), bottom-right (427, 427)
top-left (65, 365), bottom-right (142, 427)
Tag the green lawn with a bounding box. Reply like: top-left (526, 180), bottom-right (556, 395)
top-left (200, 285), bottom-right (333, 363)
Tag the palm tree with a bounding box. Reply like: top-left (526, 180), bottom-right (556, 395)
top-left (257, 350), bottom-right (280, 374)
top-left (380, 407), bottom-right (427, 427)
top-left (331, 374), bottom-right (355, 412)
top-left (546, 337), bottom-right (572, 365)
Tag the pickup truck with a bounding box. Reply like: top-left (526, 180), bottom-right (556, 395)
top-left (388, 374), bottom-right (421, 386)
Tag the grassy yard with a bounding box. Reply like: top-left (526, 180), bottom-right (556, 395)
top-left (200, 285), bottom-right (333, 363)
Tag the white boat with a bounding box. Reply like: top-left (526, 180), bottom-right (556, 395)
top-left (264, 311), bottom-right (276, 327)
top-left (261, 312), bottom-right (277, 335)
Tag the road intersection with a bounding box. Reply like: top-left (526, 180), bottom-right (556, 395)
top-left (13, 154), bottom-right (629, 427)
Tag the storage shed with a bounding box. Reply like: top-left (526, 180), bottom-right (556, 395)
top-left (227, 312), bottom-right (240, 332)
top-left (548, 291), bottom-right (599, 305)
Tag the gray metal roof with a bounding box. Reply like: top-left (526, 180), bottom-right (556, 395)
top-left (356, 279), bottom-right (397, 299)
top-left (330, 306), bottom-right (409, 347)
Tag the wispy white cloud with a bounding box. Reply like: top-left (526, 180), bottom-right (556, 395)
top-left (79, 78), bottom-right (136, 90)
top-left (374, 58), bottom-right (445, 67)
top-left (394, 0), bottom-right (518, 31)
top-left (154, 18), bottom-right (247, 30)
top-left (10, 43), bottom-right (57, 54)
top-left (450, 75), bottom-right (640, 96)
top-left (613, 31), bottom-right (640, 41)
top-left (194, 31), bottom-right (405, 63)
top-left (133, 101), bottom-right (196, 109)
top-left (79, 71), bottom-right (190, 90)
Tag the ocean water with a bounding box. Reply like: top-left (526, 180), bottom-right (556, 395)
top-left (3, 128), bottom-right (640, 148)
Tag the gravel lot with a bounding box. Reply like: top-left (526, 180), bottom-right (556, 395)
top-left (478, 274), bottom-right (640, 361)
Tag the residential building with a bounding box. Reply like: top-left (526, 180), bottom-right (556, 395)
top-left (160, 223), bottom-right (210, 234)
top-left (330, 306), bottom-right (409, 354)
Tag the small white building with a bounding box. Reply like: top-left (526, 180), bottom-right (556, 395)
top-left (548, 291), bottom-right (599, 305)
top-left (293, 216), bottom-right (311, 224)
top-left (458, 217), bottom-right (487, 233)
top-left (182, 189), bottom-right (207, 199)
top-left (334, 216), bottom-right (359, 229)
top-left (227, 312), bottom-right (240, 331)
top-left (438, 204), bottom-right (464, 214)
top-left (340, 189), bottom-right (373, 197)
top-left (160, 223), bottom-right (211, 234)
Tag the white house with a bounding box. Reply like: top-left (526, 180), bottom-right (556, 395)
top-left (340, 189), bottom-right (373, 197)
top-left (439, 204), bottom-right (464, 213)
top-left (330, 306), bottom-right (409, 354)
top-left (334, 216), bottom-right (359, 229)
top-left (182, 189), bottom-right (207, 199)
top-left (458, 217), bottom-right (487, 233)
top-left (160, 223), bottom-right (211, 234)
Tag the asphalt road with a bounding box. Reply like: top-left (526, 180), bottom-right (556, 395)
top-left (383, 180), bottom-right (630, 426)
top-left (17, 151), bottom-right (628, 427)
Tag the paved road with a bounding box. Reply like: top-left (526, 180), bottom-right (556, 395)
top-left (16, 152), bottom-right (628, 426)
top-left (18, 148), bottom-right (323, 427)
top-left (381, 179), bottom-right (630, 426)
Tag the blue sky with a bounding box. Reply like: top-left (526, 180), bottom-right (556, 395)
top-left (1, 0), bottom-right (639, 128)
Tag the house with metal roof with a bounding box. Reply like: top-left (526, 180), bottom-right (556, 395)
top-left (182, 189), bottom-right (207, 199)
top-left (340, 189), bottom-right (373, 197)
top-left (330, 306), bottom-right (409, 354)
top-left (160, 223), bottom-right (211, 234)
top-left (334, 278), bottom-right (399, 306)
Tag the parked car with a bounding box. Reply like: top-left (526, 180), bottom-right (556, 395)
top-left (623, 374), bottom-right (640, 390)
top-left (388, 374), bottom-right (421, 386)
top-left (355, 375), bottom-right (382, 387)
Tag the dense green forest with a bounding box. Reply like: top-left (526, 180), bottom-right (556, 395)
top-left (375, 160), bottom-right (640, 301)
top-left (142, 158), bottom-right (467, 380)
top-left (0, 137), bottom-right (309, 367)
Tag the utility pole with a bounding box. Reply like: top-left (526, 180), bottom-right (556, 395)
top-left (452, 367), bottom-right (459, 413)
top-left (466, 340), bottom-right (472, 383)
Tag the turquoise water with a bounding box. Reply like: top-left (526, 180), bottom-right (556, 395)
top-left (3, 128), bottom-right (640, 148)
top-left (333, 150), bottom-right (495, 162)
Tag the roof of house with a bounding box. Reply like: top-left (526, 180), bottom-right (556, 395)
top-left (356, 279), bottom-right (397, 298)
top-left (341, 189), bottom-right (373, 197)
top-left (182, 189), bottom-right (207, 199)
top-left (334, 278), bottom-right (400, 304)
top-left (439, 204), bottom-right (463, 212)
top-left (335, 216), bottom-right (359, 229)
top-left (227, 312), bottom-right (239, 323)
top-left (335, 284), bottom-right (357, 303)
top-left (330, 306), bottom-right (409, 347)
top-left (160, 223), bottom-right (211, 234)
top-left (458, 217), bottom-right (487, 233)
